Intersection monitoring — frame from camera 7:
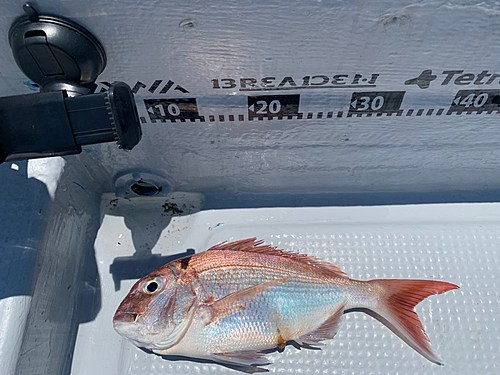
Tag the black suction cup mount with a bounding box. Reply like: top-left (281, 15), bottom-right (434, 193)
top-left (9, 3), bottom-right (107, 96)
top-left (0, 4), bottom-right (142, 164)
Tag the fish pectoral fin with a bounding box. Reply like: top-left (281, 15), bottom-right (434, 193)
top-left (210, 350), bottom-right (271, 367)
top-left (207, 278), bottom-right (290, 323)
top-left (296, 302), bottom-right (346, 346)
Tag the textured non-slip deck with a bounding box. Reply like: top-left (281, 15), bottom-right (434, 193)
top-left (71, 197), bottom-right (498, 375)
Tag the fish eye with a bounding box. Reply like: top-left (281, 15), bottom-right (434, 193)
top-left (147, 282), bottom-right (158, 293)
top-left (143, 278), bottom-right (163, 294)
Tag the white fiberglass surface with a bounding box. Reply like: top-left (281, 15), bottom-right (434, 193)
top-left (71, 196), bottom-right (498, 375)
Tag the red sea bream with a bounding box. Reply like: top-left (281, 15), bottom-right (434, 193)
top-left (113, 238), bottom-right (458, 369)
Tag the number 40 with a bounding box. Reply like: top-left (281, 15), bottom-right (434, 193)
top-left (456, 93), bottom-right (488, 108)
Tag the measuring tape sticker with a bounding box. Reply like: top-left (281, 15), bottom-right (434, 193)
top-left (347, 91), bottom-right (405, 116)
top-left (144, 98), bottom-right (201, 122)
top-left (448, 89), bottom-right (500, 115)
top-left (247, 95), bottom-right (300, 120)
top-left (139, 89), bottom-right (500, 124)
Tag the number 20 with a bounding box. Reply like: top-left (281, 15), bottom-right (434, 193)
top-left (256, 100), bottom-right (281, 114)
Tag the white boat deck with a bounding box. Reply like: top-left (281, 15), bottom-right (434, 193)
top-left (71, 195), bottom-right (498, 375)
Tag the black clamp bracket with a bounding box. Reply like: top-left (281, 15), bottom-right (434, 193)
top-left (0, 4), bottom-right (142, 164)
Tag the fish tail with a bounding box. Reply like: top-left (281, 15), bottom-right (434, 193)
top-left (365, 279), bottom-right (458, 365)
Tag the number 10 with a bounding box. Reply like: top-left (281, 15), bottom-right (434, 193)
top-left (155, 103), bottom-right (181, 116)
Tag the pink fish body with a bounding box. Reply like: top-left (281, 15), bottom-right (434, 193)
top-left (113, 239), bottom-right (458, 369)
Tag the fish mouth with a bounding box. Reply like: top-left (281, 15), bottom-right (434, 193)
top-left (113, 312), bottom-right (139, 324)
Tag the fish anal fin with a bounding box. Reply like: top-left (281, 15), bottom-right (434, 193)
top-left (210, 350), bottom-right (271, 367)
top-left (209, 238), bottom-right (347, 279)
top-left (296, 302), bottom-right (346, 346)
top-left (206, 278), bottom-right (290, 323)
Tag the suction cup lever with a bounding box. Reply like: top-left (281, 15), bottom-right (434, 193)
top-left (0, 4), bottom-right (142, 164)
top-left (9, 3), bottom-right (106, 95)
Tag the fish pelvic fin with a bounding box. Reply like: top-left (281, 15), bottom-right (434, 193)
top-left (210, 350), bottom-right (271, 367)
top-left (296, 301), bottom-right (346, 346)
top-left (366, 279), bottom-right (459, 365)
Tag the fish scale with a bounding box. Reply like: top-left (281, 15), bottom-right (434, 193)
top-left (195, 281), bottom-right (345, 354)
top-left (192, 249), bottom-right (344, 301)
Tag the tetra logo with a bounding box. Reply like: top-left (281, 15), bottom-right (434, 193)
top-left (406, 70), bottom-right (500, 89)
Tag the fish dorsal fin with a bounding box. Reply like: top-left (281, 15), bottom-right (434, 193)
top-left (209, 238), bottom-right (347, 278)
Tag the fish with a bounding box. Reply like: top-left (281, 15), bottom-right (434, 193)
top-left (113, 238), bottom-right (458, 370)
